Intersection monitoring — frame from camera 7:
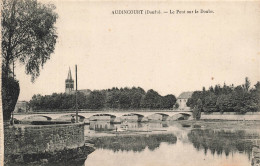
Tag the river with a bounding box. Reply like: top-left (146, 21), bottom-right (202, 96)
top-left (84, 120), bottom-right (260, 166)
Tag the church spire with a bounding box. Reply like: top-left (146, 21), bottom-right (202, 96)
top-left (65, 67), bottom-right (74, 94)
top-left (67, 67), bottom-right (72, 80)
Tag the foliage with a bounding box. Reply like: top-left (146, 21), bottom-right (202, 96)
top-left (174, 102), bottom-right (179, 109)
top-left (29, 87), bottom-right (177, 111)
top-left (161, 95), bottom-right (177, 109)
top-left (192, 99), bottom-right (202, 120)
top-left (1, 0), bottom-right (58, 120)
top-left (2, 76), bottom-right (20, 120)
top-left (188, 78), bottom-right (260, 114)
top-left (86, 91), bottom-right (105, 109)
top-left (141, 89), bottom-right (162, 109)
top-left (2, 0), bottom-right (58, 81)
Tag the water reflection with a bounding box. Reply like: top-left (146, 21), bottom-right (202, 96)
top-left (188, 129), bottom-right (258, 157)
top-left (85, 121), bottom-right (260, 166)
top-left (89, 121), bottom-right (114, 131)
top-left (91, 134), bottom-right (177, 152)
top-left (88, 121), bottom-right (170, 132)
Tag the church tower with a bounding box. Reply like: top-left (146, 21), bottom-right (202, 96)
top-left (65, 67), bottom-right (74, 94)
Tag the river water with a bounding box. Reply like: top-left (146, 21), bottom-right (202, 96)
top-left (84, 121), bottom-right (260, 166)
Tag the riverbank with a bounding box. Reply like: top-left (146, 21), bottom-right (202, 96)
top-left (201, 112), bottom-right (260, 121)
top-left (178, 120), bottom-right (260, 130)
top-left (4, 123), bottom-right (95, 166)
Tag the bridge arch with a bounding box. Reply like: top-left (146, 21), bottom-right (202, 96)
top-left (147, 113), bottom-right (170, 121)
top-left (56, 114), bottom-right (85, 122)
top-left (89, 113), bottom-right (117, 121)
top-left (22, 115), bottom-right (52, 121)
top-left (155, 113), bottom-right (170, 116)
top-left (170, 112), bottom-right (191, 120)
top-left (121, 113), bottom-right (144, 122)
top-left (122, 113), bottom-right (144, 117)
top-left (179, 112), bottom-right (192, 116)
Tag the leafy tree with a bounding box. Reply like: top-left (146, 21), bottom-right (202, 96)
top-left (131, 92), bottom-right (143, 109)
top-left (119, 92), bottom-right (131, 109)
top-left (187, 91), bottom-right (203, 109)
top-left (105, 88), bottom-right (120, 109)
top-left (60, 94), bottom-right (74, 109)
top-left (203, 93), bottom-right (217, 113)
top-left (1, 0), bottom-right (58, 120)
top-left (216, 94), bottom-right (235, 113)
top-left (243, 77), bottom-right (251, 92)
top-left (86, 91), bottom-right (105, 109)
top-left (188, 78), bottom-right (260, 114)
top-left (2, 0), bottom-right (58, 80)
top-left (29, 87), bottom-right (177, 111)
top-left (141, 89), bottom-right (161, 109)
top-left (76, 92), bottom-right (87, 109)
top-left (193, 99), bottom-right (202, 120)
top-left (161, 95), bottom-right (176, 109)
top-left (2, 77), bottom-right (20, 120)
top-left (251, 82), bottom-right (260, 111)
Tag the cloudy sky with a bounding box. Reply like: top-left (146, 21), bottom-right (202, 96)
top-left (16, 1), bottom-right (260, 101)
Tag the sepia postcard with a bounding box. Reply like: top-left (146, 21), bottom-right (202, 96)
top-left (1, 0), bottom-right (260, 165)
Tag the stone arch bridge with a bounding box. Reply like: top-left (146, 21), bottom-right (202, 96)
top-left (14, 111), bottom-right (193, 122)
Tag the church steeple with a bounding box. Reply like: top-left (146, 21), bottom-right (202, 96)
top-left (67, 67), bottom-right (72, 80)
top-left (65, 67), bottom-right (74, 94)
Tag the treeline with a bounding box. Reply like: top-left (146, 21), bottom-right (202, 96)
top-left (29, 87), bottom-right (176, 111)
top-left (187, 78), bottom-right (260, 114)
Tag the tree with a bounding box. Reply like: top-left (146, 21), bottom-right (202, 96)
top-left (141, 89), bottom-right (161, 109)
top-left (242, 77), bottom-right (251, 92)
top-left (187, 91), bottom-right (203, 109)
top-left (119, 92), bottom-right (131, 109)
top-left (105, 88), bottom-right (120, 109)
top-left (251, 82), bottom-right (260, 111)
top-left (161, 95), bottom-right (176, 109)
top-left (86, 91), bottom-right (105, 109)
top-left (193, 99), bottom-right (202, 120)
top-left (203, 93), bottom-right (217, 113)
top-left (188, 78), bottom-right (259, 114)
top-left (2, 0), bottom-right (58, 120)
top-left (2, 77), bottom-right (20, 120)
top-left (2, 0), bottom-right (58, 80)
top-left (130, 92), bottom-right (143, 109)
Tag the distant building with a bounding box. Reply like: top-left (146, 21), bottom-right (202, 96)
top-left (176, 92), bottom-right (193, 111)
top-left (65, 67), bottom-right (91, 95)
top-left (76, 89), bottom-right (91, 96)
top-left (65, 68), bottom-right (74, 94)
top-left (14, 101), bottom-right (29, 113)
top-left (69, 89), bottom-right (92, 96)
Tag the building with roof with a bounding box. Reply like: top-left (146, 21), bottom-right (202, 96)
top-left (175, 92), bottom-right (193, 111)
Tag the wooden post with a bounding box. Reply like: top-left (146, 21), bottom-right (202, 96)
top-left (75, 65), bottom-right (78, 123)
top-left (11, 61), bottom-right (15, 125)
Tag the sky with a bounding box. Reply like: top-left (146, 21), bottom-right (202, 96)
top-left (15, 1), bottom-right (260, 101)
